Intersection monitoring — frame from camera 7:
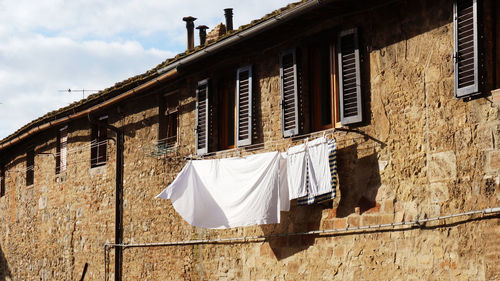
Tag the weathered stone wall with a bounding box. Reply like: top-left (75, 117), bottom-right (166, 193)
top-left (0, 0), bottom-right (499, 280)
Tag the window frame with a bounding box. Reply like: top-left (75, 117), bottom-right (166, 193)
top-left (26, 149), bottom-right (34, 186)
top-left (56, 125), bottom-right (68, 174)
top-left (159, 91), bottom-right (179, 150)
top-left (90, 115), bottom-right (108, 168)
top-left (1, 164), bottom-right (5, 197)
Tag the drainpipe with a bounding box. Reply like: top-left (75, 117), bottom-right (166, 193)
top-left (88, 116), bottom-right (124, 281)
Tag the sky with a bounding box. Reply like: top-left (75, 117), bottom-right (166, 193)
top-left (0, 0), bottom-right (293, 139)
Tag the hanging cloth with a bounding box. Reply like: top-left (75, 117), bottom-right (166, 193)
top-left (298, 138), bottom-right (338, 205)
top-left (156, 151), bottom-right (281, 229)
top-left (285, 142), bottom-right (308, 199)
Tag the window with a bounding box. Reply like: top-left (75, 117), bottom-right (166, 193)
top-left (159, 92), bottom-right (179, 151)
top-left (217, 77), bottom-right (235, 150)
top-left (196, 66), bottom-right (254, 154)
top-left (279, 28), bottom-right (362, 137)
top-left (56, 126), bottom-right (68, 174)
top-left (26, 149), bottom-right (34, 186)
top-left (454, 0), bottom-right (479, 98)
top-left (1, 165), bottom-right (5, 197)
top-left (91, 115), bottom-right (107, 167)
top-left (196, 80), bottom-right (209, 155)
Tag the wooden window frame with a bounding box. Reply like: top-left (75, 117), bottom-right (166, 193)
top-left (1, 165), bottom-right (5, 197)
top-left (56, 125), bottom-right (68, 174)
top-left (26, 149), bottom-right (34, 186)
top-left (91, 115), bottom-right (108, 168)
top-left (159, 91), bottom-right (179, 149)
top-left (217, 77), bottom-right (236, 150)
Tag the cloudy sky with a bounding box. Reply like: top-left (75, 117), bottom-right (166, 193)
top-left (0, 0), bottom-right (293, 139)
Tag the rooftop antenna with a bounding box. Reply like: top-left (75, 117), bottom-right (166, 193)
top-left (59, 88), bottom-right (100, 99)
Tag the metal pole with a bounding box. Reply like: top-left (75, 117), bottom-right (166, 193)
top-left (115, 130), bottom-right (124, 281)
top-left (88, 115), bottom-right (124, 281)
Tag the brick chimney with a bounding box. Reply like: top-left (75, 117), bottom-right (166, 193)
top-left (224, 8), bottom-right (233, 32)
top-left (196, 25), bottom-right (209, 46)
top-left (182, 16), bottom-right (197, 51)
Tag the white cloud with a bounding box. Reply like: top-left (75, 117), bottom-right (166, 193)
top-left (0, 0), bottom-right (294, 139)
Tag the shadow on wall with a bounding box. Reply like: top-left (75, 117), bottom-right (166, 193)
top-left (259, 143), bottom-right (383, 261)
top-left (0, 244), bottom-right (11, 281)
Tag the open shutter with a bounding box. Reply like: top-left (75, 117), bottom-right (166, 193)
top-left (454, 0), bottom-right (479, 98)
top-left (236, 65), bottom-right (252, 146)
top-left (280, 49), bottom-right (299, 137)
top-left (196, 79), bottom-right (209, 155)
top-left (338, 28), bottom-right (362, 125)
top-left (60, 126), bottom-right (68, 173)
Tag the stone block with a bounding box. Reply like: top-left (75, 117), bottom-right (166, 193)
top-left (333, 218), bottom-right (347, 229)
top-left (430, 182), bottom-right (449, 202)
top-left (428, 151), bottom-right (457, 183)
top-left (347, 216), bottom-right (360, 228)
top-left (488, 150), bottom-right (500, 172)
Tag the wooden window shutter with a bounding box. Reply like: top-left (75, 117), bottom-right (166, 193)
top-left (280, 49), bottom-right (299, 137)
top-left (337, 28), bottom-right (362, 125)
top-left (454, 0), bottom-right (479, 98)
top-left (196, 79), bottom-right (209, 155)
top-left (236, 65), bottom-right (253, 146)
top-left (56, 126), bottom-right (68, 174)
top-left (60, 126), bottom-right (68, 173)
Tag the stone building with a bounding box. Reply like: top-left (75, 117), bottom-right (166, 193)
top-left (0, 0), bottom-right (499, 280)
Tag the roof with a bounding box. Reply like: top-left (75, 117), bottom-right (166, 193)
top-left (0, 0), bottom-right (309, 149)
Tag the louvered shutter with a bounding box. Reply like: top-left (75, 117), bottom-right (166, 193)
top-left (236, 65), bottom-right (252, 146)
top-left (280, 49), bottom-right (299, 137)
top-left (196, 79), bottom-right (209, 155)
top-left (454, 0), bottom-right (479, 98)
top-left (60, 127), bottom-right (68, 173)
top-left (338, 28), bottom-right (362, 125)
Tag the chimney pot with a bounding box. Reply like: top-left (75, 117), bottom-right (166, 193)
top-left (224, 8), bottom-right (233, 32)
top-left (196, 25), bottom-right (209, 46)
top-left (183, 16), bottom-right (197, 51)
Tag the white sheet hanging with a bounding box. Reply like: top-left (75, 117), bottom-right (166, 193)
top-left (156, 151), bottom-right (281, 229)
top-left (306, 136), bottom-right (331, 197)
top-left (286, 143), bottom-right (308, 199)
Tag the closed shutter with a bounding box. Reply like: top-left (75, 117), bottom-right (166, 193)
top-left (57, 126), bottom-right (68, 174)
top-left (60, 127), bottom-right (68, 173)
top-left (196, 79), bottom-right (209, 155)
top-left (280, 49), bottom-right (299, 137)
top-left (338, 28), bottom-right (362, 125)
top-left (236, 65), bottom-right (252, 146)
top-left (454, 0), bottom-right (479, 98)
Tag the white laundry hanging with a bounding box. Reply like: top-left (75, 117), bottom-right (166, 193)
top-left (156, 151), bottom-right (282, 229)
